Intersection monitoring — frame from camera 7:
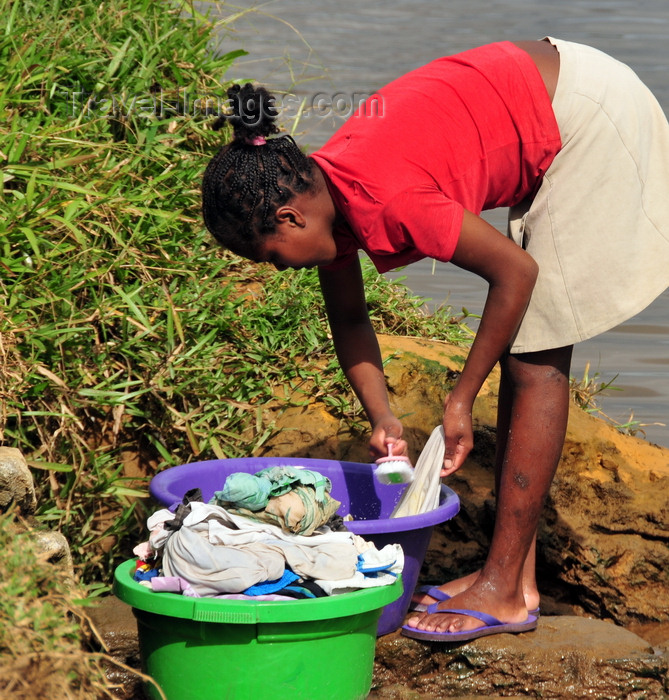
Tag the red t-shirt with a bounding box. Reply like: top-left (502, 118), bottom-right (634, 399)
top-left (312, 41), bottom-right (561, 273)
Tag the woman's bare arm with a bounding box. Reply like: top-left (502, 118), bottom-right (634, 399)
top-left (318, 256), bottom-right (406, 456)
top-left (442, 210), bottom-right (539, 473)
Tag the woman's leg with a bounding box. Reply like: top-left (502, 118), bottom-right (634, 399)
top-left (494, 352), bottom-right (542, 612)
top-left (411, 349), bottom-right (542, 610)
top-left (406, 344), bottom-right (572, 633)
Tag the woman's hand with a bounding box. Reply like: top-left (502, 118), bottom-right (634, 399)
top-left (441, 393), bottom-right (473, 476)
top-left (369, 414), bottom-right (408, 459)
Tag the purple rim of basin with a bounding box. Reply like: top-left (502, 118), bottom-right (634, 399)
top-left (149, 457), bottom-right (460, 534)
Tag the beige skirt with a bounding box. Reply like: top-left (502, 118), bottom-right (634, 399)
top-left (508, 37), bottom-right (669, 353)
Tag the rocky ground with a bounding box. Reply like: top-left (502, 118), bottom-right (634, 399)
top-left (89, 594), bottom-right (668, 699)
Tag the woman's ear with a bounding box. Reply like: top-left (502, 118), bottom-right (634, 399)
top-left (275, 204), bottom-right (306, 229)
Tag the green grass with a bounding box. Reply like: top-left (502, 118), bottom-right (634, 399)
top-left (0, 0), bottom-right (472, 584)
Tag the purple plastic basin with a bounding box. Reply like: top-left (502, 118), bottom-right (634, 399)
top-left (149, 457), bottom-right (460, 636)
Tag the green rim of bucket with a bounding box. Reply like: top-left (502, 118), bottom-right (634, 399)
top-left (114, 559), bottom-right (403, 624)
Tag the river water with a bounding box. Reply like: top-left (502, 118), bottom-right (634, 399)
top-left (207, 0), bottom-right (669, 449)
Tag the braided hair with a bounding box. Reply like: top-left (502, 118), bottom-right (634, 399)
top-left (201, 83), bottom-right (316, 259)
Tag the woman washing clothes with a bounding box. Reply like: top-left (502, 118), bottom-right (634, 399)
top-left (200, 37), bottom-right (669, 641)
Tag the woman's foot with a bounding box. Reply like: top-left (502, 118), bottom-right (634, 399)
top-left (411, 570), bottom-right (540, 613)
top-left (410, 570), bottom-right (480, 610)
top-left (405, 581), bottom-right (532, 636)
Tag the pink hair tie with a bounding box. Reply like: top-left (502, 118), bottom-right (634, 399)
top-left (248, 135), bottom-right (266, 146)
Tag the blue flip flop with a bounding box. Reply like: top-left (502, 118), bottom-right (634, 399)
top-left (409, 585), bottom-right (451, 613)
top-left (401, 604), bottom-right (539, 642)
top-left (409, 585), bottom-right (541, 617)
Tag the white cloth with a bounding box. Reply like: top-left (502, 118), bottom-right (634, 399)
top-left (315, 543), bottom-right (404, 594)
top-left (391, 426), bottom-right (444, 518)
top-left (163, 526), bottom-right (286, 595)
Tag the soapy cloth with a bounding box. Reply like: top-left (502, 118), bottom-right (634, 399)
top-left (391, 425), bottom-right (445, 518)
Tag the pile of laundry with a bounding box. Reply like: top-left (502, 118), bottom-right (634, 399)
top-left (132, 466), bottom-right (404, 601)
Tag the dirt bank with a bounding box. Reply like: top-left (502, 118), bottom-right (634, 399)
top-left (261, 334), bottom-right (669, 625)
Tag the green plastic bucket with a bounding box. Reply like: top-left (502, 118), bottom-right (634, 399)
top-left (114, 559), bottom-right (402, 700)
